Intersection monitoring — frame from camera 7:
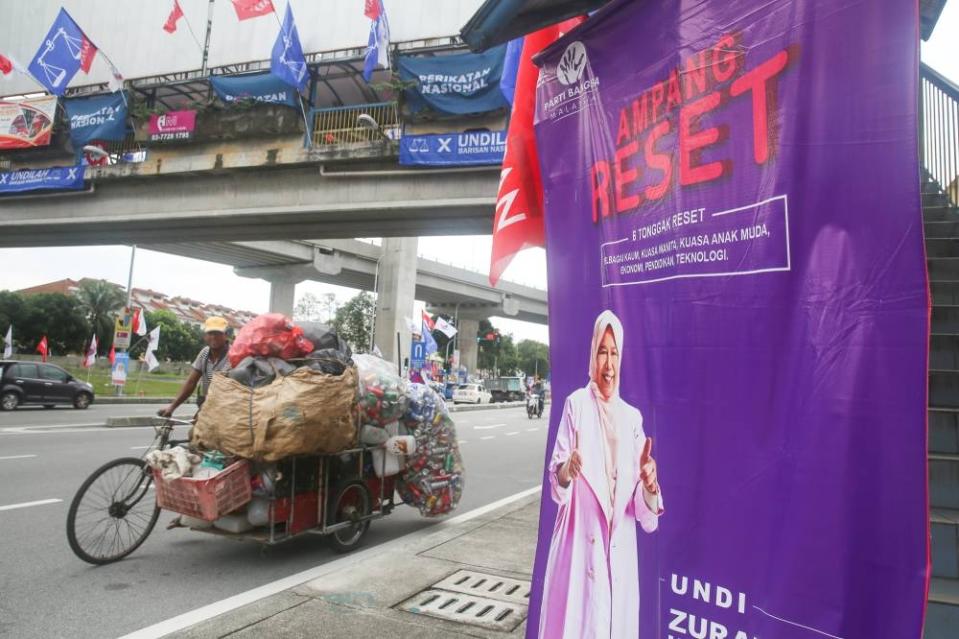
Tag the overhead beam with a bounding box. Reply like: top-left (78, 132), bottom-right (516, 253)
top-left (0, 164), bottom-right (499, 247)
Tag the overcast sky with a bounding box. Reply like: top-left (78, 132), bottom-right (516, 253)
top-left (1, 4), bottom-right (957, 347)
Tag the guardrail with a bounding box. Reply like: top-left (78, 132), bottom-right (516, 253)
top-left (921, 63), bottom-right (959, 206)
top-left (310, 102), bottom-right (401, 147)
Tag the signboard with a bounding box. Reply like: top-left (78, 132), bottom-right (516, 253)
top-left (64, 93), bottom-right (129, 148)
top-left (0, 97), bottom-right (57, 149)
top-left (148, 110), bottom-right (197, 143)
top-left (528, 1), bottom-right (927, 639)
top-left (210, 73), bottom-right (300, 108)
top-left (398, 45), bottom-right (509, 115)
top-left (111, 352), bottom-right (130, 387)
top-left (113, 309), bottom-right (133, 350)
top-left (0, 166), bottom-right (85, 195)
top-left (400, 130), bottom-right (506, 167)
top-left (410, 339), bottom-right (427, 371)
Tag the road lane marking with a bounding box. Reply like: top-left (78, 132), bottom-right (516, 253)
top-left (118, 486), bottom-right (542, 639)
top-left (473, 423), bottom-right (505, 430)
top-left (526, 428), bottom-right (539, 432)
top-left (480, 435), bottom-right (495, 440)
top-left (0, 498), bottom-right (62, 512)
top-left (130, 445), bottom-right (151, 450)
top-left (458, 440), bottom-right (469, 444)
top-left (506, 431), bottom-right (520, 436)
top-left (0, 454), bottom-right (37, 460)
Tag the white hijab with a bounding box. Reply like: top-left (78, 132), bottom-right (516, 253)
top-left (587, 310), bottom-right (624, 515)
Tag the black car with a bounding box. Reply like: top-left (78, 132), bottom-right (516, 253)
top-left (0, 360), bottom-right (95, 410)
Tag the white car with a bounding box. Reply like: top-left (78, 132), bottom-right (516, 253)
top-left (452, 383), bottom-right (492, 404)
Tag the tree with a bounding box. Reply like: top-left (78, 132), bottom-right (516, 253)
top-left (517, 339), bottom-right (550, 378)
top-left (477, 319), bottom-right (519, 376)
top-left (295, 292), bottom-right (338, 323)
top-left (332, 292), bottom-right (374, 353)
top-left (17, 293), bottom-right (90, 354)
top-left (130, 310), bottom-right (205, 362)
top-left (0, 291), bottom-right (27, 353)
top-left (76, 279), bottom-right (125, 354)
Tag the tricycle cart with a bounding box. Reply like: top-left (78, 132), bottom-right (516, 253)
top-left (66, 417), bottom-right (397, 565)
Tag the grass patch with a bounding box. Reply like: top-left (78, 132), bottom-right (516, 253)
top-left (63, 366), bottom-right (189, 398)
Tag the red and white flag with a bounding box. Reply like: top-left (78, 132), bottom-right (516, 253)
top-left (489, 18), bottom-right (585, 286)
top-left (79, 38), bottom-right (98, 74)
top-left (163, 0), bottom-right (185, 33)
top-left (83, 335), bottom-right (98, 368)
top-left (36, 336), bottom-right (49, 363)
top-left (0, 53), bottom-right (26, 77)
top-left (364, 0), bottom-right (384, 20)
top-left (231, 0), bottom-right (275, 21)
top-left (132, 308), bottom-right (147, 336)
top-left (422, 310), bottom-right (435, 332)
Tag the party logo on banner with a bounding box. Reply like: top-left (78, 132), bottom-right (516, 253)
top-left (400, 130), bottom-right (506, 167)
top-left (210, 73), bottom-right (299, 108)
top-left (64, 93), bottom-right (128, 148)
top-left (0, 165), bottom-right (85, 195)
top-left (528, 1), bottom-right (928, 639)
top-left (398, 45), bottom-right (509, 115)
top-left (0, 97), bottom-right (57, 149)
top-left (148, 110), bottom-right (197, 142)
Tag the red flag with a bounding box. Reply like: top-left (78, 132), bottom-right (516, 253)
top-left (36, 336), bottom-right (49, 363)
top-left (164, 0), bottom-right (184, 33)
top-left (422, 310), bottom-right (435, 332)
top-left (0, 54), bottom-right (12, 76)
top-left (364, 0), bottom-right (383, 20)
top-left (489, 18), bottom-right (585, 286)
top-left (79, 37), bottom-right (97, 73)
top-left (231, 0), bottom-right (275, 21)
top-left (108, 344), bottom-right (116, 365)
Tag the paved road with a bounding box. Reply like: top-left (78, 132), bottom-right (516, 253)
top-left (0, 403), bottom-right (549, 639)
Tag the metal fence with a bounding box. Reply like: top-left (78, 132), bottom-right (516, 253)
top-left (310, 102), bottom-right (401, 147)
top-left (921, 63), bottom-right (959, 206)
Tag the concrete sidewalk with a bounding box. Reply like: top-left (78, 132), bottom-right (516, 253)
top-left (165, 491), bottom-right (542, 639)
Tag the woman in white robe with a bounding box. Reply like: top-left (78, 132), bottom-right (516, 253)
top-left (538, 310), bottom-right (663, 639)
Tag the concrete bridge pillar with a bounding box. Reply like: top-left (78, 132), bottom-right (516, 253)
top-left (457, 318), bottom-right (480, 374)
top-left (373, 237), bottom-right (418, 368)
top-left (268, 280), bottom-right (297, 316)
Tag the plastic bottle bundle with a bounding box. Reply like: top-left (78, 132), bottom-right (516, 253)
top-left (405, 382), bottom-right (449, 425)
top-left (354, 353), bottom-right (410, 426)
top-left (397, 384), bottom-right (464, 517)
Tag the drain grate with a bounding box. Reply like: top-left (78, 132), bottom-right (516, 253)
top-left (395, 570), bottom-right (531, 632)
top-left (432, 570), bottom-right (532, 605)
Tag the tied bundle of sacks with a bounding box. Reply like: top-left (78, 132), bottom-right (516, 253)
top-left (397, 382), bottom-right (465, 517)
top-left (192, 314), bottom-right (358, 461)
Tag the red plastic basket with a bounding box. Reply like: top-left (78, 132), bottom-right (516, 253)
top-left (154, 460), bottom-right (252, 521)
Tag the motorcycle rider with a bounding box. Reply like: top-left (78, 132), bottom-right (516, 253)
top-left (531, 377), bottom-right (545, 417)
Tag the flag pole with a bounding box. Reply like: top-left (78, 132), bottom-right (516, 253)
top-left (118, 245), bottom-right (137, 397)
top-left (201, 0), bottom-right (215, 74)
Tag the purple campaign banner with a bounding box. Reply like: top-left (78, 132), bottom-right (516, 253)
top-left (529, 2), bottom-right (928, 639)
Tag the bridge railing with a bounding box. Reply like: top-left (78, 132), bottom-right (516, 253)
top-left (921, 63), bottom-right (959, 206)
top-left (310, 102), bottom-right (402, 147)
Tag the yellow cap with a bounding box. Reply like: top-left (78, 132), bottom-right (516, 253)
top-left (203, 316), bottom-right (229, 333)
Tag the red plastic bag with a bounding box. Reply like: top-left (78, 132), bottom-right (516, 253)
top-left (228, 314), bottom-right (314, 366)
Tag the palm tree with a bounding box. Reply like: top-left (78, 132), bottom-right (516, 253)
top-left (76, 279), bottom-right (125, 354)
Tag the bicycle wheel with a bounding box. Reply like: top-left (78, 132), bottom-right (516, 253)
top-left (326, 480), bottom-right (372, 553)
top-left (67, 457), bottom-right (160, 565)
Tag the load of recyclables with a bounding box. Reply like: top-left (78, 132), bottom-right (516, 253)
top-left (146, 314), bottom-right (464, 540)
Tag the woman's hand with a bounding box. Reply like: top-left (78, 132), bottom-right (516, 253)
top-left (639, 437), bottom-right (658, 494)
top-left (558, 431), bottom-right (583, 487)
